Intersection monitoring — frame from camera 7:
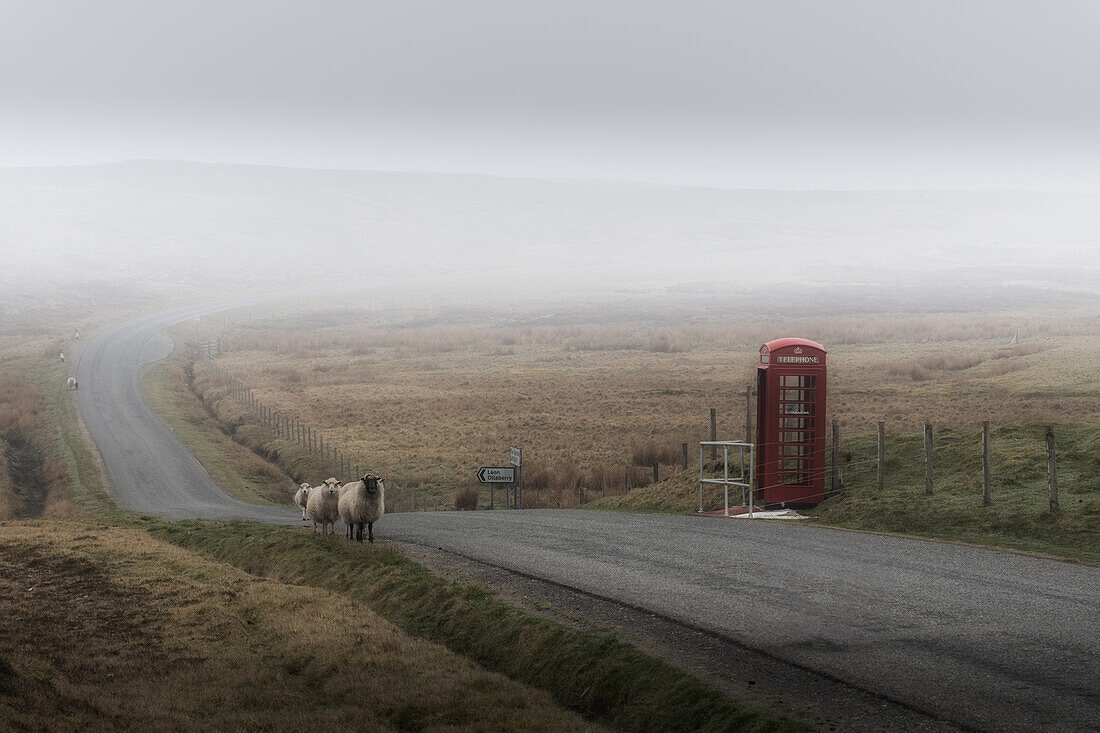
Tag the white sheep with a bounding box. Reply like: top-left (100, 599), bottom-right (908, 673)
top-left (293, 482), bottom-right (312, 521)
top-left (338, 472), bottom-right (385, 543)
top-left (306, 478), bottom-right (341, 535)
top-left (67, 376), bottom-right (77, 390)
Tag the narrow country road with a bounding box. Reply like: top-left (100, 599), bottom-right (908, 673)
top-left (76, 301), bottom-right (1100, 733)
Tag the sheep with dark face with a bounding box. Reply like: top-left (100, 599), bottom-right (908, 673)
top-left (338, 473), bottom-right (385, 542)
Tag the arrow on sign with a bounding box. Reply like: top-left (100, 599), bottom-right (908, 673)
top-left (477, 466), bottom-right (516, 483)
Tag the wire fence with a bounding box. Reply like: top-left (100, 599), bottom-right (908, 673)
top-left (193, 348), bottom-right (442, 513)
top-left (191, 337), bottom-right (1072, 516)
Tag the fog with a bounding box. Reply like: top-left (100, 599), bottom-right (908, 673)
top-left (2, 160), bottom-right (1097, 316)
top-left (1, 2), bottom-right (1098, 314)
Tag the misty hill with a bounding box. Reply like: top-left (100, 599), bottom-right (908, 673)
top-left (1, 161), bottom-right (1097, 302)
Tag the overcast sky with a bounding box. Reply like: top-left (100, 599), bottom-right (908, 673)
top-left (3, 1), bottom-right (1099, 191)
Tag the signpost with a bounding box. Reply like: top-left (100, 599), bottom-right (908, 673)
top-left (510, 446), bottom-right (523, 510)
top-left (479, 465), bottom-right (515, 510)
top-left (478, 447), bottom-right (523, 510)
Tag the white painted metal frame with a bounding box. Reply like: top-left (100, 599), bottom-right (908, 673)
top-left (698, 441), bottom-right (756, 517)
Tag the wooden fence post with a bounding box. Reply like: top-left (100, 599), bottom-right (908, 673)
top-left (710, 408), bottom-right (717, 460)
top-left (626, 473), bottom-right (632, 491)
top-left (653, 462), bottom-right (659, 484)
top-left (682, 442), bottom-right (688, 471)
top-left (982, 421), bottom-right (991, 506)
top-left (1046, 426), bottom-right (1059, 513)
top-left (924, 422), bottom-right (934, 496)
top-left (831, 419), bottom-right (840, 494)
top-left (877, 421), bottom-right (885, 491)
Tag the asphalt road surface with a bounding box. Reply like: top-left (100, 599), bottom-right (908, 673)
top-left (76, 301), bottom-right (1100, 732)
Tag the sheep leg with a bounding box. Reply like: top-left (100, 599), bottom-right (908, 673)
top-left (356, 523), bottom-right (363, 542)
top-left (368, 522), bottom-right (374, 543)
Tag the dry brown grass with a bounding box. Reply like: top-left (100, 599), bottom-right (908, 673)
top-left (262, 365), bottom-right (304, 385)
top-left (632, 441), bottom-right (682, 466)
top-left (0, 378), bottom-right (43, 438)
top-left (0, 378), bottom-right (73, 520)
top-left (992, 343), bottom-right (1045, 359)
top-left (0, 522), bottom-right (597, 731)
top-left (199, 300), bottom-right (1099, 501)
top-left (453, 483), bottom-right (480, 510)
top-left (985, 361), bottom-right (1029, 377)
top-left (919, 353), bottom-right (986, 371)
top-left (240, 453), bottom-right (284, 481)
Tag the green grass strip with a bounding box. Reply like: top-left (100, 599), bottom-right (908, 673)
top-left (149, 519), bottom-right (804, 733)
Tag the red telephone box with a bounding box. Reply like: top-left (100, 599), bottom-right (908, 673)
top-left (755, 338), bottom-right (827, 506)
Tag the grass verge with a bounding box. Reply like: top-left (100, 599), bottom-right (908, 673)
top-left (149, 519), bottom-right (801, 732)
top-left (142, 353), bottom-right (293, 506)
top-left (0, 521), bottom-right (598, 731)
top-left (588, 424), bottom-right (1100, 565)
top-left (809, 423), bottom-right (1100, 564)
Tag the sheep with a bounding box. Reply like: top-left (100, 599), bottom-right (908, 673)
top-left (67, 376), bottom-right (77, 390)
top-left (306, 479), bottom-right (341, 535)
top-left (338, 472), bottom-right (385, 542)
top-left (293, 482), bottom-right (312, 520)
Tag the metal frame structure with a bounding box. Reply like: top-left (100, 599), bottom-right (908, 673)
top-left (698, 441), bottom-right (756, 517)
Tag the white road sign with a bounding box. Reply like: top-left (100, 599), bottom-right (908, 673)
top-left (477, 466), bottom-right (516, 483)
